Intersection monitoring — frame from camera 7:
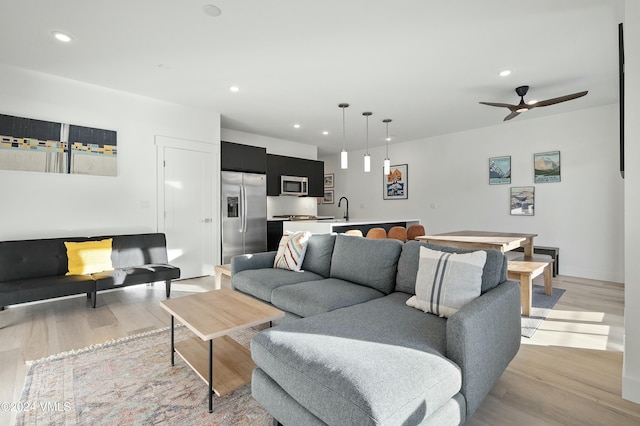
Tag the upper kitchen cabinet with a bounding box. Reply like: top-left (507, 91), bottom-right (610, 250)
top-left (267, 154), bottom-right (324, 197)
top-left (221, 141), bottom-right (267, 174)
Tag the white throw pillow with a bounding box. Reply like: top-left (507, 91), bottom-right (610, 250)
top-left (273, 231), bottom-right (312, 272)
top-left (406, 246), bottom-right (487, 318)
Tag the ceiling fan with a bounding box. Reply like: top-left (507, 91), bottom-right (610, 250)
top-left (479, 85), bottom-right (588, 121)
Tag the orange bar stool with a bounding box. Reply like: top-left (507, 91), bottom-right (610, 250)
top-left (366, 227), bottom-right (387, 239)
top-left (387, 226), bottom-right (407, 242)
top-left (407, 224), bottom-right (426, 240)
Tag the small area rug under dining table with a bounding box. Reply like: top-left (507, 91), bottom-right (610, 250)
top-left (16, 326), bottom-right (271, 426)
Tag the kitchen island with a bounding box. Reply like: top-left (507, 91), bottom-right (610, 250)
top-left (283, 218), bottom-right (421, 235)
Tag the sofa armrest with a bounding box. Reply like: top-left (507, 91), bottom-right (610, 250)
top-left (446, 280), bottom-right (521, 418)
top-left (231, 251), bottom-right (277, 274)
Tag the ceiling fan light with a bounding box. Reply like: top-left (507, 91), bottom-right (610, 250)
top-left (341, 149), bottom-right (348, 169)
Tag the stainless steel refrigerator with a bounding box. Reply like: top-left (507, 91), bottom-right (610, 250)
top-left (221, 171), bottom-right (267, 264)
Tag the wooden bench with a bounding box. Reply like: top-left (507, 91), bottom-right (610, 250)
top-left (214, 263), bottom-right (231, 289)
top-left (507, 260), bottom-right (553, 317)
top-left (511, 245), bottom-right (559, 276)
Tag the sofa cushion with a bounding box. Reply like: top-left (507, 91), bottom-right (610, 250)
top-left (92, 264), bottom-right (179, 291)
top-left (396, 240), bottom-right (506, 295)
top-left (406, 246), bottom-right (486, 318)
top-left (274, 231), bottom-right (311, 272)
top-left (108, 233), bottom-right (171, 268)
top-left (0, 237), bottom-right (87, 282)
top-left (330, 233), bottom-right (403, 294)
top-left (270, 278), bottom-right (385, 318)
top-left (251, 292), bottom-right (460, 425)
top-left (301, 233), bottom-right (335, 278)
top-left (232, 268), bottom-right (323, 302)
top-left (0, 275), bottom-right (96, 307)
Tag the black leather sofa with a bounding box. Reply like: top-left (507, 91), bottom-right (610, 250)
top-left (0, 233), bottom-right (180, 309)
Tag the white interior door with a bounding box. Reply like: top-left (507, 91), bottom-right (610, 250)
top-left (156, 136), bottom-right (217, 279)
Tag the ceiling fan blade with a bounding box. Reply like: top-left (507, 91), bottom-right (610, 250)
top-left (479, 101), bottom-right (517, 109)
top-left (532, 90), bottom-right (588, 108)
top-left (504, 111), bottom-right (521, 121)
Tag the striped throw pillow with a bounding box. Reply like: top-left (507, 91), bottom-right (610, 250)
top-left (274, 231), bottom-right (312, 272)
top-left (406, 246), bottom-right (487, 318)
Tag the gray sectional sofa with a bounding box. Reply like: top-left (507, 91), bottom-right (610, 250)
top-left (231, 233), bottom-right (521, 425)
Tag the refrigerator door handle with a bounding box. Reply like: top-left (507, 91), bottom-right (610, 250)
top-left (240, 184), bottom-right (247, 233)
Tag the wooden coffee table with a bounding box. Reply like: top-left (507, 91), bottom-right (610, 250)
top-left (160, 289), bottom-right (284, 413)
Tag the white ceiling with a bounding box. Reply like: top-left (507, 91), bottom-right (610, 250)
top-left (0, 0), bottom-right (624, 156)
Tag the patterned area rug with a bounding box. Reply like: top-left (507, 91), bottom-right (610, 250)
top-left (17, 326), bottom-right (272, 425)
top-left (521, 284), bottom-right (566, 338)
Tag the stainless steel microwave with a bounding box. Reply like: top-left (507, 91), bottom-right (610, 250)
top-left (280, 175), bottom-right (308, 196)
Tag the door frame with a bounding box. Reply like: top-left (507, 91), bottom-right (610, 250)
top-left (155, 135), bottom-right (220, 274)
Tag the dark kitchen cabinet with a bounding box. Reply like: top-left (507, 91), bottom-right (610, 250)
top-left (266, 154), bottom-right (324, 197)
top-left (221, 141), bottom-right (267, 174)
top-left (267, 220), bottom-right (284, 251)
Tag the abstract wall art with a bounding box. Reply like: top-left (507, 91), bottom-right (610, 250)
top-left (0, 113), bottom-right (117, 176)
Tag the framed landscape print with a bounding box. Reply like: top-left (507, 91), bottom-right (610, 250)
top-left (510, 186), bottom-right (535, 216)
top-left (324, 173), bottom-right (334, 188)
top-left (322, 189), bottom-right (334, 204)
top-left (384, 164), bottom-right (408, 200)
top-left (534, 151), bottom-right (560, 183)
top-left (489, 156), bottom-right (511, 185)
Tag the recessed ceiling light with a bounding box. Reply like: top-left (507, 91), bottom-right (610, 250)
top-left (52, 31), bottom-right (72, 43)
top-left (202, 4), bottom-right (222, 17)
top-left (293, 124), bottom-right (301, 129)
top-left (322, 131), bottom-right (329, 135)
top-left (499, 69), bottom-right (512, 77)
top-left (229, 86), bottom-right (239, 92)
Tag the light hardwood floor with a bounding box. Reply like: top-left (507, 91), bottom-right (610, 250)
top-left (1, 274), bottom-right (639, 425)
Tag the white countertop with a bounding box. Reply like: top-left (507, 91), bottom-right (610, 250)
top-left (285, 218), bottom-right (420, 226)
top-left (282, 218), bottom-right (421, 234)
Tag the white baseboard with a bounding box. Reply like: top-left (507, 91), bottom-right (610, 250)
top-left (622, 372), bottom-right (640, 404)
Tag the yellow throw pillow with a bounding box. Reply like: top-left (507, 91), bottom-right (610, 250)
top-left (65, 238), bottom-right (114, 275)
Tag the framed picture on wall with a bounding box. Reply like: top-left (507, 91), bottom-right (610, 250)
top-left (510, 186), bottom-right (535, 216)
top-left (324, 173), bottom-right (334, 188)
top-left (383, 164), bottom-right (408, 200)
top-left (534, 151), bottom-right (561, 183)
top-left (489, 156), bottom-right (511, 185)
top-left (322, 189), bottom-right (334, 204)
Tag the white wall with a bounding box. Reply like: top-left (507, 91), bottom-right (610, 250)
top-left (320, 104), bottom-right (623, 283)
top-left (221, 128), bottom-right (316, 159)
top-left (623, 0), bottom-right (640, 404)
top-left (0, 64), bottom-right (219, 239)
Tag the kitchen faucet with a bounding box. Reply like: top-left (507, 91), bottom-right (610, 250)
top-left (338, 197), bottom-right (349, 221)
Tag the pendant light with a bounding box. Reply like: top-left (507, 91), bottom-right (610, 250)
top-left (383, 119), bottom-right (392, 175)
top-left (339, 103), bottom-right (349, 169)
top-left (362, 112), bottom-right (372, 172)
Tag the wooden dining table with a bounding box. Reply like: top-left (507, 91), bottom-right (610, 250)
top-left (416, 230), bottom-right (537, 257)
